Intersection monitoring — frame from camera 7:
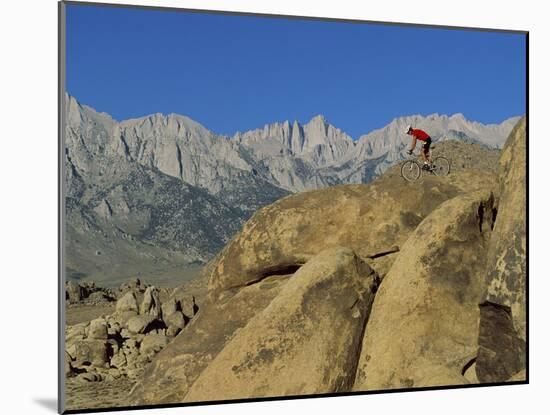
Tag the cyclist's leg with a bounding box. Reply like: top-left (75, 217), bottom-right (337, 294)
top-left (419, 144), bottom-right (429, 170)
top-left (420, 144), bottom-right (428, 162)
top-left (424, 139), bottom-right (432, 163)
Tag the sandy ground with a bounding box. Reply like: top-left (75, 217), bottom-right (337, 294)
top-left (70, 264), bottom-right (204, 289)
top-left (65, 377), bottom-right (136, 411)
top-left (66, 304), bottom-right (116, 326)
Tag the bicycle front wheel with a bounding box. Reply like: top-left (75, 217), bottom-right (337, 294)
top-left (401, 160), bottom-right (421, 182)
top-left (432, 156), bottom-right (450, 176)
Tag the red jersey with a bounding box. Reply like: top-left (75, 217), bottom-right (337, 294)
top-left (411, 129), bottom-right (430, 141)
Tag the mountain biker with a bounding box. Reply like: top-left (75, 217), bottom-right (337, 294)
top-left (405, 125), bottom-right (432, 170)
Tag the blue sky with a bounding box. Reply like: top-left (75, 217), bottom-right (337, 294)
top-left (66, 4), bottom-right (526, 139)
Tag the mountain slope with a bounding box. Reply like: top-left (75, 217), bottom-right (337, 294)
top-left (65, 97), bottom-right (289, 285)
top-left (65, 159), bottom-right (249, 286)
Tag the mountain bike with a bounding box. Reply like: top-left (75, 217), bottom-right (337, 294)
top-left (400, 152), bottom-right (451, 182)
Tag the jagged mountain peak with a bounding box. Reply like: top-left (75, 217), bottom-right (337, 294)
top-left (307, 114), bottom-right (328, 124)
top-left (450, 112), bottom-right (466, 120)
top-left (65, 95), bottom-right (217, 139)
top-left (65, 93), bottom-right (116, 129)
top-left (118, 112), bottom-right (214, 136)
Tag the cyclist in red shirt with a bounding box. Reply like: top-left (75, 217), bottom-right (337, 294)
top-left (405, 125), bottom-right (432, 170)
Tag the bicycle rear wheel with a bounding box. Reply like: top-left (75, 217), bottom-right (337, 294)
top-left (432, 156), bottom-right (450, 176)
top-left (401, 160), bottom-right (421, 182)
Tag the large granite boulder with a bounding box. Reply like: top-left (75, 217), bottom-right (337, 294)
top-left (87, 317), bottom-right (108, 340)
top-left (354, 189), bottom-right (496, 390)
top-left (116, 291), bottom-right (139, 314)
top-left (126, 314), bottom-right (158, 335)
top-left (72, 339), bottom-right (109, 368)
top-left (66, 281), bottom-right (83, 303)
top-left (206, 171), bottom-right (497, 294)
top-left (184, 247), bottom-right (378, 402)
top-left (161, 299), bottom-right (178, 317)
top-left (140, 286), bottom-right (162, 319)
top-left (164, 311), bottom-right (186, 331)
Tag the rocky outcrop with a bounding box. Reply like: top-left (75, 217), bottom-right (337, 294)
top-left (72, 338), bottom-right (110, 368)
top-left (87, 318), bottom-right (108, 340)
top-left (66, 281), bottom-right (83, 303)
top-left (139, 287), bottom-right (162, 319)
top-left (184, 248), bottom-right (378, 401)
top-left (206, 170), bottom-right (497, 293)
top-left (476, 117), bottom-right (527, 382)
top-left (65, 280), bottom-right (116, 305)
top-left (130, 167), bottom-right (500, 404)
top-left (65, 280), bottom-right (200, 383)
top-left (353, 190), bottom-right (495, 390)
top-left (115, 291), bottom-right (138, 314)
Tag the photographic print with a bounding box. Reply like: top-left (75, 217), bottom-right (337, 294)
top-left (59, 1), bottom-right (527, 412)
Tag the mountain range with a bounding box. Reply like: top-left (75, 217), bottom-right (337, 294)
top-left (64, 94), bottom-right (520, 285)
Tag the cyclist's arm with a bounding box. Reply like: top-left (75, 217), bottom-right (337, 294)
top-left (409, 136), bottom-right (417, 152)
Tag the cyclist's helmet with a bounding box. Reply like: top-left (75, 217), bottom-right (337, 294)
top-left (405, 125), bottom-right (413, 134)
